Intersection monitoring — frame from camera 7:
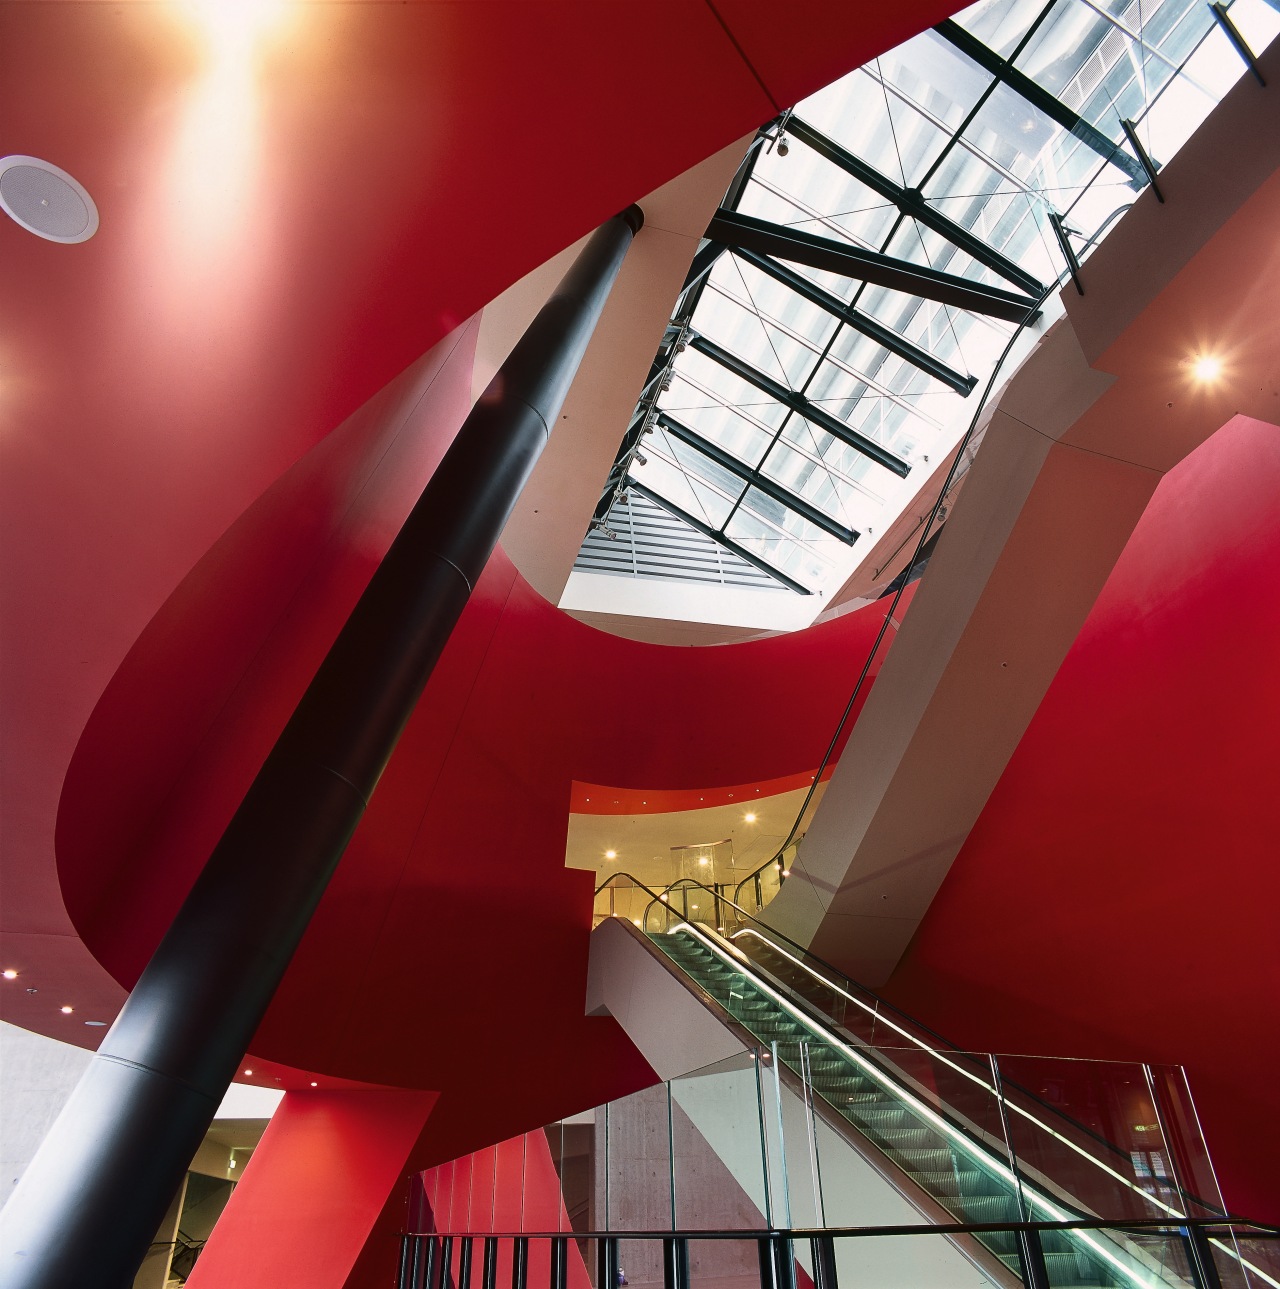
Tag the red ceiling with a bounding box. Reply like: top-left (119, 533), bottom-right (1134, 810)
top-left (7, 0), bottom-right (1275, 1231)
top-left (0, 0), bottom-right (955, 1108)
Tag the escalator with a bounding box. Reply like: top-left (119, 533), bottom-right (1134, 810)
top-left (595, 874), bottom-right (1222, 1289)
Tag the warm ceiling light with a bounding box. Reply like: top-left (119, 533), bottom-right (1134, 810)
top-left (604, 849), bottom-right (617, 860)
top-left (698, 856), bottom-right (710, 865)
top-left (59, 1005), bottom-right (73, 1014)
top-left (744, 812), bottom-right (758, 823)
top-left (2, 969), bottom-right (16, 980)
top-left (782, 869), bottom-right (792, 877)
top-left (244, 1068), bottom-right (253, 1076)
top-left (1190, 354), bottom-right (1223, 382)
top-left (309, 1081), bottom-right (318, 1087)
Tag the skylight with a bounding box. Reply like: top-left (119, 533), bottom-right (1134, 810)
top-left (566, 0), bottom-right (1280, 631)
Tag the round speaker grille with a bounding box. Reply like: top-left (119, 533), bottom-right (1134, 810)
top-left (0, 156), bottom-right (99, 243)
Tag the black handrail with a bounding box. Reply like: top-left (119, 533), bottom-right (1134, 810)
top-left (396, 1219), bottom-right (1277, 1289)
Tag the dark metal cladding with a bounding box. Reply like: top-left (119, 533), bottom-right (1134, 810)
top-left (706, 209), bottom-right (1041, 324)
top-left (0, 206), bottom-right (644, 1289)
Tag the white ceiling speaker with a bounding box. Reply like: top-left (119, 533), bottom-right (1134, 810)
top-left (0, 155), bottom-right (99, 244)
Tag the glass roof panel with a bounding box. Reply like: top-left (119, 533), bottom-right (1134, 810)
top-left (792, 68), bottom-right (950, 187)
top-left (742, 155), bottom-right (898, 250)
top-left (696, 279), bottom-right (818, 389)
top-left (649, 426), bottom-right (750, 504)
top-left (955, 0), bottom-right (1057, 57)
top-left (629, 451), bottom-right (736, 530)
top-left (874, 28), bottom-right (997, 131)
top-left (576, 0), bottom-right (1270, 610)
top-left (666, 350), bottom-right (788, 432)
top-left (726, 494), bottom-right (843, 586)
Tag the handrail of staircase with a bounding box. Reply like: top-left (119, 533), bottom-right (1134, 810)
top-left (595, 870), bottom-right (1227, 1219)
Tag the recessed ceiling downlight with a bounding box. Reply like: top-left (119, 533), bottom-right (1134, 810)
top-left (0, 156), bottom-right (99, 243)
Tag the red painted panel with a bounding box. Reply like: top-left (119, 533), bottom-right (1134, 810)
top-left (883, 415), bottom-right (1280, 1222)
top-left (186, 1088), bottom-right (437, 1289)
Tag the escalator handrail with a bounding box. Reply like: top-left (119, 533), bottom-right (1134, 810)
top-left (595, 870), bottom-right (1225, 1220)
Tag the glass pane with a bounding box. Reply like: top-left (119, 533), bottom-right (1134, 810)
top-left (670, 1052), bottom-right (770, 1231)
top-left (956, 0), bottom-right (1058, 58)
top-left (603, 1084), bottom-right (673, 1232)
top-left (995, 1054), bottom-right (1184, 1219)
top-left (876, 28), bottom-right (996, 130)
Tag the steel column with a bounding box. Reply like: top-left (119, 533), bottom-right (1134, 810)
top-left (0, 206), bottom-right (643, 1289)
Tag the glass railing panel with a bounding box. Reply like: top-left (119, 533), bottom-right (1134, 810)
top-left (1145, 1065), bottom-right (1227, 1219)
top-left (669, 1052), bottom-right (771, 1232)
top-left (831, 1230), bottom-right (1007, 1289)
top-left (1210, 1234), bottom-right (1280, 1289)
top-left (995, 1055), bottom-right (1189, 1222)
top-left (601, 1085), bottom-right (674, 1234)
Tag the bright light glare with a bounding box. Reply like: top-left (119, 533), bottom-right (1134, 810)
top-left (1190, 354), bottom-right (1223, 382)
top-left (744, 812), bottom-right (758, 823)
top-left (604, 849), bottom-right (617, 860)
top-left (180, 0), bottom-right (289, 57)
top-left (2, 969), bottom-right (16, 980)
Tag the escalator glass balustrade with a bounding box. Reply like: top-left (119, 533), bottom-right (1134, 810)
top-left (594, 873), bottom-right (1235, 1289)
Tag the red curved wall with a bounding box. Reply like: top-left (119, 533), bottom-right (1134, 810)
top-left (883, 414), bottom-right (1280, 1222)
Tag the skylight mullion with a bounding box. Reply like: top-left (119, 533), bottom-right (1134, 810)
top-left (698, 273), bottom-right (945, 427)
top-left (656, 411), bottom-right (858, 544)
top-left (688, 331), bottom-right (913, 479)
top-left (731, 248), bottom-right (977, 395)
top-left (626, 480), bottom-right (811, 595)
top-left (935, 17), bottom-right (1152, 187)
top-left (783, 115), bottom-right (1046, 295)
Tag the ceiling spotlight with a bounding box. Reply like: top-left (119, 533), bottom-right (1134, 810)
top-left (634, 452), bottom-right (648, 468)
top-left (698, 856), bottom-right (710, 865)
top-left (605, 849), bottom-right (618, 860)
top-left (59, 1005), bottom-right (73, 1014)
top-left (2, 969), bottom-right (16, 980)
top-left (244, 1068), bottom-right (253, 1076)
top-left (744, 812), bottom-right (758, 824)
top-left (777, 137), bottom-right (790, 157)
top-left (602, 527), bottom-right (617, 541)
top-left (309, 1081), bottom-right (318, 1088)
top-left (1190, 354), bottom-right (1223, 382)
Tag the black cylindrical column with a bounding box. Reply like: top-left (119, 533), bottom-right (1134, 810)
top-left (0, 206), bottom-right (642, 1289)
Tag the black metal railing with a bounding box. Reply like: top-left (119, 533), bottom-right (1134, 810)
top-left (396, 1220), bottom-right (1279, 1289)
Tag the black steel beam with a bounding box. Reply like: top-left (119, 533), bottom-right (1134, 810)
top-left (656, 411), bottom-right (858, 544)
top-left (688, 330), bottom-right (912, 478)
top-left (783, 116), bottom-right (1046, 296)
top-left (935, 19), bottom-right (1150, 187)
top-left (0, 207), bottom-right (645, 1289)
top-left (682, 239), bottom-right (728, 293)
top-left (627, 480), bottom-right (811, 594)
top-left (707, 208), bottom-right (1041, 324)
top-left (733, 247), bottom-right (978, 395)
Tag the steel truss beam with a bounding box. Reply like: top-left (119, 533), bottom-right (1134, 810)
top-left (782, 116), bottom-right (1046, 296)
top-left (688, 330), bottom-right (913, 478)
top-left (626, 480), bottom-right (812, 595)
top-left (706, 208), bottom-right (1041, 324)
top-left (732, 247), bottom-right (978, 395)
top-left (656, 411), bottom-right (858, 545)
top-left (935, 19), bottom-right (1151, 188)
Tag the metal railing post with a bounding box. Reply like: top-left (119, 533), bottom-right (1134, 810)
top-left (1016, 1228), bottom-right (1051, 1289)
top-left (512, 1236), bottom-right (529, 1289)
top-left (482, 1237), bottom-right (499, 1289)
top-left (1183, 1224), bottom-right (1225, 1289)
